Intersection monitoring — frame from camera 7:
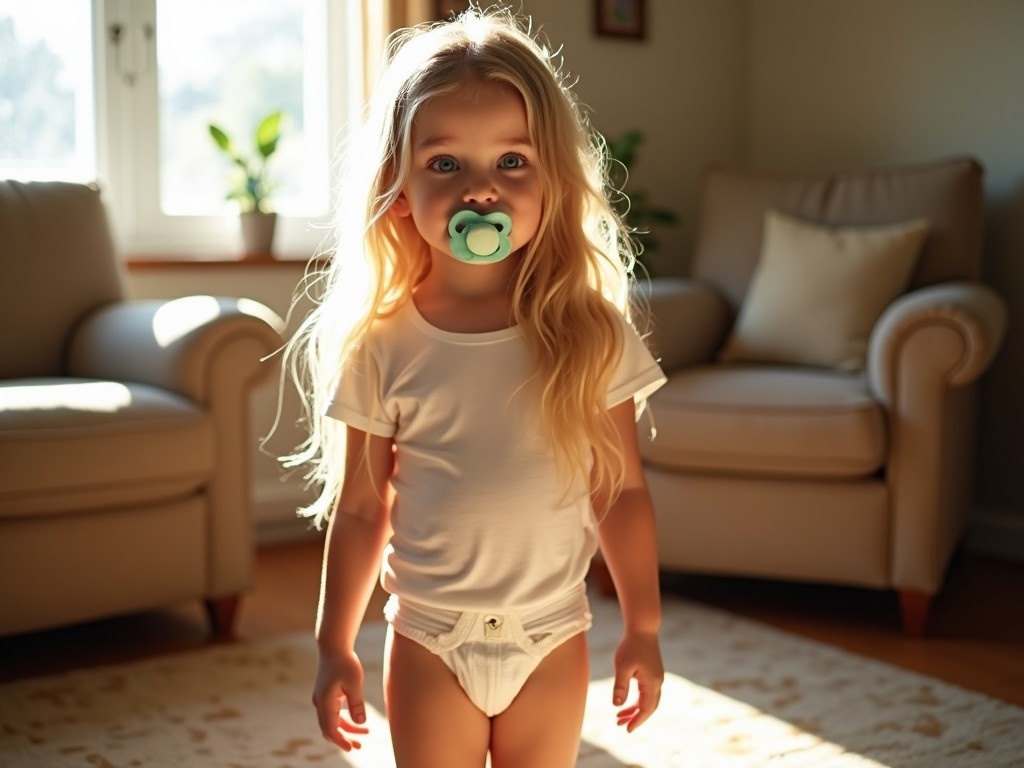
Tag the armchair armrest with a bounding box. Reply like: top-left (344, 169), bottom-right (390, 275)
top-left (633, 277), bottom-right (731, 373)
top-left (867, 281), bottom-right (1006, 594)
top-left (867, 281), bottom-right (1007, 405)
top-left (66, 296), bottom-right (285, 403)
top-left (67, 296), bottom-right (285, 597)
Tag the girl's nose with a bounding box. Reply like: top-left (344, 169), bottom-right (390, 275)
top-left (463, 174), bottom-right (498, 205)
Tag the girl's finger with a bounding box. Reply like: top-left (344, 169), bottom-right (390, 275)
top-left (337, 717), bottom-right (371, 735)
top-left (616, 704), bottom-right (640, 718)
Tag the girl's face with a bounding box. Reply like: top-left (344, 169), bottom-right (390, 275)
top-left (392, 81), bottom-right (543, 264)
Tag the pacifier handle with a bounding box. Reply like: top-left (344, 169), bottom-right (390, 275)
top-left (448, 210), bottom-right (513, 264)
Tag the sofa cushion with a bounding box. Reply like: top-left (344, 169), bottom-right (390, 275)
top-left (0, 378), bottom-right (213, 517)
top-left (640, 365), bottom-right (886, 478)
top-left (718, 211), bottom-right (928, 371)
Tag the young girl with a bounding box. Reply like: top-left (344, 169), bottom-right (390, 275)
top-left (285, 8), bottom-right (666, 766)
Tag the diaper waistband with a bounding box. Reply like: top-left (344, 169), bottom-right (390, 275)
top-left (384, 583), bottom-right (591, 657)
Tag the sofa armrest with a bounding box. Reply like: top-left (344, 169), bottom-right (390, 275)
top-left (867, 281), bottom-right (1007, 406)
top-left (66, 296), bottom-right (285, 403)
top-left (634, 277), bottom-right (731, 373)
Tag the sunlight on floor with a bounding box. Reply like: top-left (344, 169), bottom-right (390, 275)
top-left (579, 673), bottom-right (892, 768)
top-left (333, 703), bottom-right (395, 768)
top-left (332, 672), bottom-right (893, 768)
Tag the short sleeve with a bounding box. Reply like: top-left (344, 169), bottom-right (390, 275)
top-left (325, 341), bottom-right (397, 437)
top-left (606, 315), bottom-right (667, 420)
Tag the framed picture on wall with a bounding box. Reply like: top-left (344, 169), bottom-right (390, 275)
top-left (594, 0), bottom-right (646, 40)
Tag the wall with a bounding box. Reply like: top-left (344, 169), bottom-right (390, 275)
top-left (519, 0), bottom-right (746, 276)
top-left (743, 0), bottom-right (1024, 554)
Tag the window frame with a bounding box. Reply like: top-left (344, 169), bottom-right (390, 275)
top-left (91, 0), bottom-right (363, 259)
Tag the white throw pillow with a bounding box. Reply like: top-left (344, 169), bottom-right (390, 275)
top-left (719, 210), bottom-right (929, 371)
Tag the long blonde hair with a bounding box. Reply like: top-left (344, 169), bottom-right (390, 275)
top-left (282, 7), bottom-right (644, 528)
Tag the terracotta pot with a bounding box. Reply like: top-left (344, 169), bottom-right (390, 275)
top-left (240, 210), bottom-right (277, 256)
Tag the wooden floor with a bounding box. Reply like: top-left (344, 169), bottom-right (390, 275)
top-left (2, 538), bottom-right (1023, 708)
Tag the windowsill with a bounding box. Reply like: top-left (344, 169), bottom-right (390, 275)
top-left (124, 252), bottom-right (317, 269)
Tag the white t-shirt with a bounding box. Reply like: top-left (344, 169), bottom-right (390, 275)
top-left (327, 299), bottom-right (665, 612)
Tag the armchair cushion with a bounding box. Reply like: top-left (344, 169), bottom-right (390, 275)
top-left (0, 378), bottom-right (213, 517)
top-left (635, 278), bottom-right (731, 373)
top-left (693, 157), bottom-right (984, 311)
top-left (719, 211), bottom-right (929, 371)
top-left (640, 365), bottom-right (885, 478)
top-left (0, 181), bottom-right (124, 379)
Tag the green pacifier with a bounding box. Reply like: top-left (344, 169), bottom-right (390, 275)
top-left (448, 210), bottom-right (513, 264)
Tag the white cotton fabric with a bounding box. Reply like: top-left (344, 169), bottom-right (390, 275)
top-left (327, 299), bottom-right (665, 613)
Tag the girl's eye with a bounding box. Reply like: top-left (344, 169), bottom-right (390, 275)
top-left (498, 153), bottom-right (526, 170)
top-left (429, 156), bottom-right (459, 172)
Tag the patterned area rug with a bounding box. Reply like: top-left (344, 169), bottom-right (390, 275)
top-left (1, 593), bottom-right (1022, 768)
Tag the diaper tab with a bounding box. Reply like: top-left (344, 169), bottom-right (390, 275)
top-left (483, 615), bottom-right (504, 640)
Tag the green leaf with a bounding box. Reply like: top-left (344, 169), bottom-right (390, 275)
top-left (651, 208), bottom-right (680, 224)
top-left (607, 130), bottom-right (643, 167)
top-left (256, 110), bottom-right (283, 158)
top-left (598, 128), bottom-right (681, 267)
top-left (208, 124), bottom-right (232, 153)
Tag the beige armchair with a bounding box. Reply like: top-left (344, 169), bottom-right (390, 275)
top-left (0, 180), bottom-right (284, 638)
top-left (636, 157), bottom-right (1006, 635)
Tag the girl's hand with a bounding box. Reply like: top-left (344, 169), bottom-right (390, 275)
top-left (312, 648), bottom-right (371, 751)
top-left (612, 630), bottom-right (664, 732)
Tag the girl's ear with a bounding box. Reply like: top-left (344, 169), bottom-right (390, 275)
top-left (391, 192), bottom-right (411, 218)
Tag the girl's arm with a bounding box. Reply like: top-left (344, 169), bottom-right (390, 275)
top-left (312, 425), bottom-right (395, 752)
top-left (594, 399), bottom-right (664, 732)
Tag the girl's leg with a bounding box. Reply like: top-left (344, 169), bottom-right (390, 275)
top-left (489, 632), bottom-right (590, 768)
top-left (384, 627), bottom-right (491, 768)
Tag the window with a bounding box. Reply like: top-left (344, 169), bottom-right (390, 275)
top-left (0, 0), bottom-right (96, 180)
top-left (0, 0), bottom-right (362, 257)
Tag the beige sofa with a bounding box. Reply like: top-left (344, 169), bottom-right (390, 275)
top-left (634, 157), bottom-right (1006, 635)
top-left (0, 180), bottom-right (284, 637)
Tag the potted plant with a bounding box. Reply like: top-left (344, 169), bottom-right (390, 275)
top-left (208, 109), bottom-right (284, 256)
top-left (604, 129), bottom-right (679, 275)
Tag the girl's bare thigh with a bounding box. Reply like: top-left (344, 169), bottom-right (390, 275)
top-left (490, 631), bottom-right (590, 768)
top-left (383, 627), bottom-right (491, 768)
